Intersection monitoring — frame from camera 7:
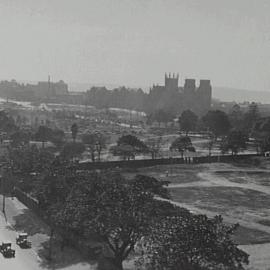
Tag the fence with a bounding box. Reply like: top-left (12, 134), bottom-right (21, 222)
top-left (76, 153), bottom-right (262, 171)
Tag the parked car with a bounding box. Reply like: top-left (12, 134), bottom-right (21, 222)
top-left (0, 241), bottom-right (15, 257)
top-left (16, 233), bottom-right (31, 248)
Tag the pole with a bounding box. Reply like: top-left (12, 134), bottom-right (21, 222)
top-left (2, 174), bottom-right (5, 214)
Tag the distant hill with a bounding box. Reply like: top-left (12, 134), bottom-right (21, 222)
top-left (213, 87), bottom-right (270, 103)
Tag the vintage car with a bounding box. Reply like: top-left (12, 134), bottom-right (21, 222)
top-left (0, 241), bottom-right (15, 257)
top-left (16, 233), bottom-right (31, 248)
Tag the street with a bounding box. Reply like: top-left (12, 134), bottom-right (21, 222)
top-left (0, 195), bottom-right (96, 270)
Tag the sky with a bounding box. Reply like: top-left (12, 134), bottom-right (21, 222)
top-left (0, 0), bottom-right (269, 91)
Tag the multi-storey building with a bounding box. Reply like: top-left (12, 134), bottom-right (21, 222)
top-left (147, 73), bottom-right (212, 115)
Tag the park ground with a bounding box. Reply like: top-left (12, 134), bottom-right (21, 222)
top-left (123, 157), bottom-right (270, 270)
top-left (1, 157), bottom-right (270, 270)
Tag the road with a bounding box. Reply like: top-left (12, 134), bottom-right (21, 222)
top-left (0, 196), bottom-right (96, 270)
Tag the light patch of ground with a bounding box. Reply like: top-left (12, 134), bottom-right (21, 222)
top-left (131, 158), bottom-right (270, 270)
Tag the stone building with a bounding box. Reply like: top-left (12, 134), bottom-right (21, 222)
top-left (147, 73), bottom-right (212, 116)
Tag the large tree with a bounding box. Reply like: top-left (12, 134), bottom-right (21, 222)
top-left (111, 134), bottom-right (148, 160)
top-left (35, 125), bottom-right (53, 148)
top-left (228, 104), bottom-right (244, 130)
top-left (71, 123), bottom-right (78, 142)
top-left (137, 215), bottom-right (249, 270)
top-left (82, 131), bottom-right (107, 162)
top-left (243, 102), bottom-right (260, 132)
top-left (145, 136), bottom-right (162, 159)
top-left (178, 110), bottom-right (198, 135)
top-left (202, 110), bottom-right (231, 139)
top-left (170, 136), bottom-right (195, 157)
top-left (56, 172), bottom-right (170, 270)
top-left (0, 110), bottom-right (17, 135)
top-left (149, 109), bottom-right (175, 127)
top-left (220, 130), bottom-right (248, 155)
top-left (10, 129), bottom-right (32, 147)
top-left (60, 142), bottom-right (85, 161)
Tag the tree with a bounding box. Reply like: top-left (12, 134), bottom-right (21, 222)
top-left (35, 125), bottom-right (53, 148)
top-left (71, 123), bottom-right (78, 142)
top-left (61, 142), bottom-right (85, 161)
top-left (150, 109), bottom-right (175, 127)
top-left (111, 134), bottom-right (148, 160)
top-left (36, 169), bottom-right (71, 261)
top-left (131, 175), bottom-right (170, 199)
top-left (82, 132), bottom-right (107, 162)
top-left (203, 133), bottom-right (215, 156)
top-left (8, 145), bottom-right (55, 192)
top-left (202, 110), bottom-right (231, 139)
top-left (145, 136), bottom-right (162, 159)
top-left (10, 129), bottom-right (31, 147)
top-left (136, 215), bottom-right (249, 270)
top-left (58, 172), bottom-right (166, 270)
top-left (178, 110), bottom-right (198, 135)
top-left (110, 144), bottom-right (135, 160)
top-left (0, 110), bottom-right (17, 135)
top-left (50, 129), bottom-right (65, 148)
top-left (243, 102), bottom-right (260, 132)
top-left (170, 136), bottom-right (195, 157)
top-left (220, 130), bottom-right (248, 155)
top-left (229, 104), bottom-right (243, 130)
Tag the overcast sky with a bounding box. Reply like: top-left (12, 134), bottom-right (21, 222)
top-left (0, 0), bottom-right (269, 90)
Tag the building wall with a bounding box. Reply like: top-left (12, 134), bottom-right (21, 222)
top-left (148, 74), bottom-right (212, 115)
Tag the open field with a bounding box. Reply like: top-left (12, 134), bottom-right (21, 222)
top-left (123, 157), bottom-right (270, 270)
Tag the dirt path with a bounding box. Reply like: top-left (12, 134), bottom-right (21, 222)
top-left (167, 170), bottom-right (270, 196)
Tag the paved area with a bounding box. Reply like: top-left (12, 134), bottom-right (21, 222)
top-left (0, 196), bottom-right (96, 270)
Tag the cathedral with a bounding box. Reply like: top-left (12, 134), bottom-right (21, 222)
top-left (146, 73), bottom-right (212, 116)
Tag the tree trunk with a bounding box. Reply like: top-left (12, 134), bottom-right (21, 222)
top-left (91, 152), bottom-right (95, 162)
top-left (114, 256), bottom-right (124, 270)
top-left (48, 228), bottom-right (54, 261)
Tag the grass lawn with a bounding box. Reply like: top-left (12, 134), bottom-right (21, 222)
top-left (170, 186), bottom-right (270, 213)
top-left (122, 164), bottom-right (206, 184)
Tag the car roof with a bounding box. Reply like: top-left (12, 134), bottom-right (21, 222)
top-left (2, 241), bottom-right (11, 244)
top-left (19, 233), bottom-right (28, 236)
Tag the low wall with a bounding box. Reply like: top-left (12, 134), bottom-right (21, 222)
top-left (76, 153), bottom-right (262, 171)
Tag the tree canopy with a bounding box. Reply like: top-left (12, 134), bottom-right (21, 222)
top-left (136, 215), bottom-right (249, 270)
top-left (202, 110), bottom-right (231, 138)
top-left (220, 130), bottom-right (248, 155)
top-left (178, 110), bottom-right (198, 135)
top-left (170, 136), bottom-right (195, 157)
top-left (71, 123), bottom-right (78, 142)
top-left (60, 142), bottom-right (85, 161)
top-left (82, 131), bottom-right (107, 162)
top-left (111, 134), bottom-right (148, 160)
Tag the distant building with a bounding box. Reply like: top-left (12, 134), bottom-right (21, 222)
top-left (147, 73), bottom-right (212, 115)
top-left (35, 80), bottom-right (68, 99)
top-left (0, 79), bottom-right (68, 101)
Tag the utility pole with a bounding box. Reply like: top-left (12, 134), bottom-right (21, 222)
top-left (1, 171), bottom-right (5, 214)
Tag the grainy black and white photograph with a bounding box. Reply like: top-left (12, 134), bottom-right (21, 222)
top-left (0, 0), bottom-right (269, 269)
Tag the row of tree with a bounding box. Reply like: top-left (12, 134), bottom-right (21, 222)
top-left (0, 110), bottom-right (250, 269)
top-left (34, 165), bottom-right (248, 270)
